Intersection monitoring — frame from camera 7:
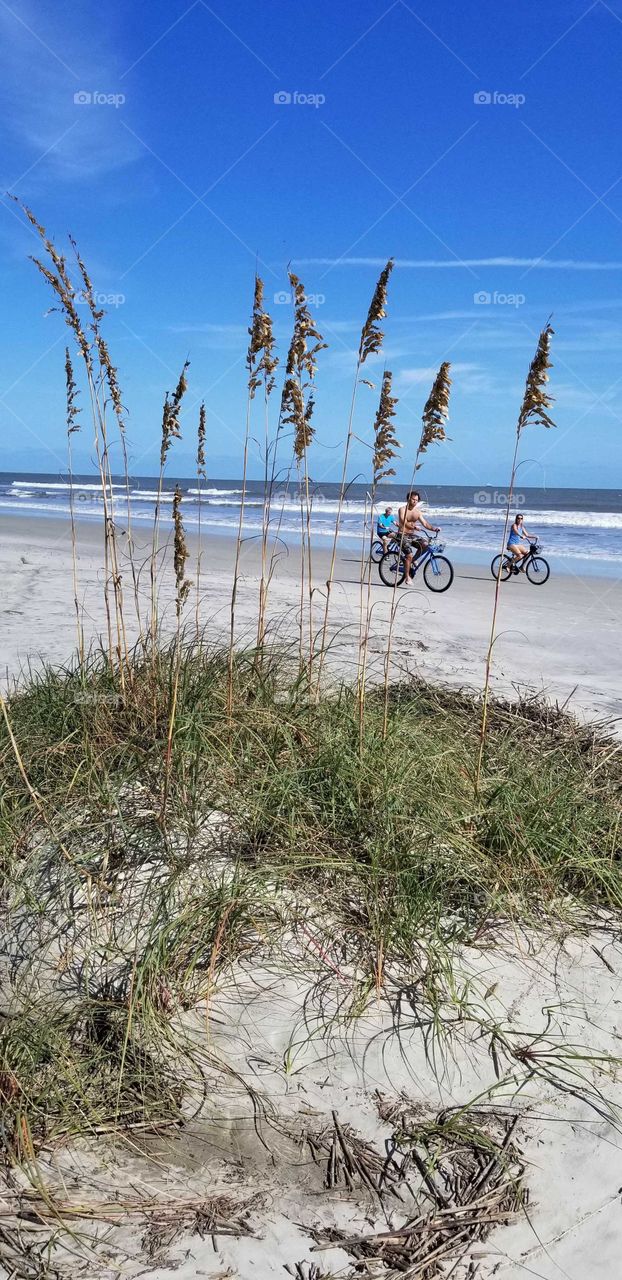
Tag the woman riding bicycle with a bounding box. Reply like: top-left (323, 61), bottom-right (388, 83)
top-left (507, 513), bottom-right (536, 571)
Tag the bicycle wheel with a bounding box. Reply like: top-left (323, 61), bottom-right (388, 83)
top-left (423, 555), bottom-right (454, 593)
top-left (379, 549), bottom-right (406, 587)
top-left (490, 554), bottom-right (513, 582)
top-left (370, 540), bottom-right (384, 563)
top-left (526, 556), bottom-right (550, 585)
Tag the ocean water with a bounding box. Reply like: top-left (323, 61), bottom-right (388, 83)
top-left (0, 472), bottom-right (620, 572)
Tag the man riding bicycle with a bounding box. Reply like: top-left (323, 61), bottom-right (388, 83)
top-left (376, 505), bottom-right (397, 553)
top-left (397, 490), bottom-right (440, 585)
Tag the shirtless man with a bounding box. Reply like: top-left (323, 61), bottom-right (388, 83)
top-left (397, 490), bottom-right (440, 585)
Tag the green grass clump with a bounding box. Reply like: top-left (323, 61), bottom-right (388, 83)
top-left (1, 643), bottom-right (620, 1152)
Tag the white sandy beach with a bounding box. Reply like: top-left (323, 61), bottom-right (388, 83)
top-left (6, 883), bottom-right (622, 1280)
top-left (1, 512), bottom-right (620, 730)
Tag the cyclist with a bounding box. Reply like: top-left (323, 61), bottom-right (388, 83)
top-left (397, 490), bottom-right (440, 585)
top-left (507, 513), bottom-right (536, 572)
top-left (376, 505), bottom-right (397, 553)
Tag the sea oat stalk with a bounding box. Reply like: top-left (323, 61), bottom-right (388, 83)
top-left (279, 272), bottom-right (326, 681)
top-left (18, 203), bottom-right (130, 676)
top-left (195, 402), bottom-right (207, 642)
top-left (316, 259), bottom-right (394, 693)
top-left (358, 370), bottom-right (399, 742)
top-left (68, 239), bottom-right (132, 677)
top-left (150, 361), bottom-right (190, 645)
top-left (247, 282), bottom-right (278, 653)
top-left (475, 323), bottom-right (555, 796)
top-left (228, 277), bottom-right (278, 715)
top-left (162, 486), bottom-right (191, 820)
top-left (382, 362), bottom-right (452, 737)
top-left (64, 348), bottom-right (85, 665)
top-left (69, 235), bottom-right (142, 647)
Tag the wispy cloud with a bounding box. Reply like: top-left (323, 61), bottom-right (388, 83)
top-left (399, 362), bottom-right (496, 394)
top-left (293, 256), bottom-right (622, 271)
top-left (0, 1), bottom-right (140, 185)
top-left (170, 322), bottom-right (249, 335)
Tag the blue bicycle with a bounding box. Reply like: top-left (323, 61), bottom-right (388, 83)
top-left (379, 535), bottom-right (454, 592)
top-left (371, 534), bottom-right (399, 563)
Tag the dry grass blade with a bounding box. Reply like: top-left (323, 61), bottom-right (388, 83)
top-left (311, 1108), bottom-right (525, 1275)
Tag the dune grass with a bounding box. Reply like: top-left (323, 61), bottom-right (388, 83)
top-left (1, 643), bottom-right (621, 1161)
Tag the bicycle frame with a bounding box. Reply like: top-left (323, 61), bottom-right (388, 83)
top-left (405, 540), bottom-right (444, 577)
top-left (506, 542), bottom-right (541, 571)
top-left (409, 547), bottom-right (433, 577)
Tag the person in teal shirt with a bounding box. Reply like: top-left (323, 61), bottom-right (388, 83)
top-left (376, 506), bottom-right (397, 552)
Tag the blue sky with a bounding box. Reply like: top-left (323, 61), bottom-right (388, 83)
top-left (2, 0), bottom-right (622, 487)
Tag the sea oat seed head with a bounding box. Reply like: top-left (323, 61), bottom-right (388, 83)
top-left (372, 370), bottom-right (400, 484)
top-left (197, 402), bottom-right (207, 478)
top-left (418, 361), bottom-right (452, 464)
top-left (359, 258), bottom-right (394, 365)
top-left (518, 322), bottom-right (555, 434)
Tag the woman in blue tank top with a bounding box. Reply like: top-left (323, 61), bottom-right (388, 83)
top-left (507, 513), bottom-right (535, 570)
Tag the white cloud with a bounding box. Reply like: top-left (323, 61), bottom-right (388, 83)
top-left (0, 2), bottom-right (141, 185)
top-left (293, 256), bottom-right (622, 271)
